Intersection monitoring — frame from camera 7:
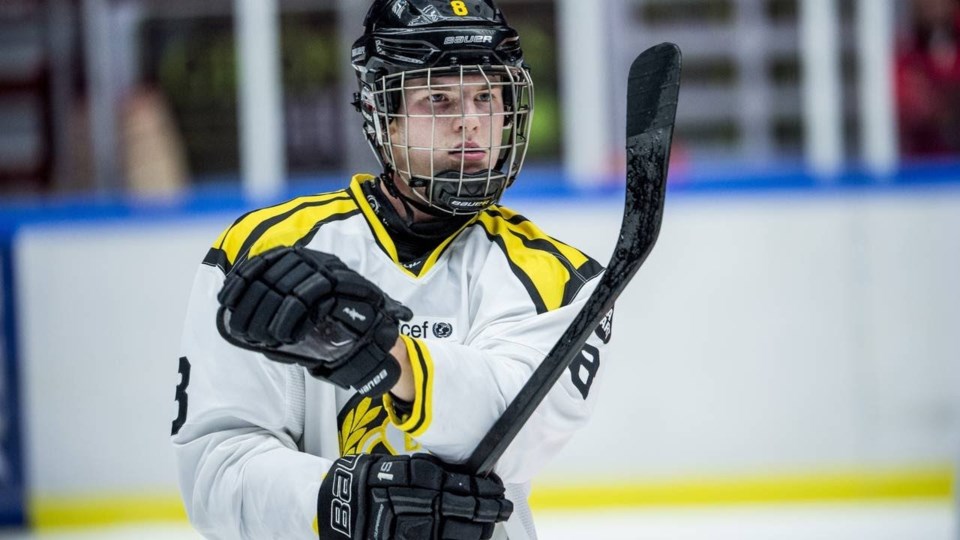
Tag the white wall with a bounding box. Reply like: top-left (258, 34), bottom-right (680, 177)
top-left (12, 187), bottom-right (960, 496)
top-left (15, 219), bottom-right (222, 495)
top-left (543, 189), bottom-right (960, 482)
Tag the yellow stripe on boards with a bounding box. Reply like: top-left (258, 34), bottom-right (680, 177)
top-left (27, 466), bottom-right (952, 529)
top-left (530, 466), bottom-right (953, 510)
top-left (30, 494), bottom-right (187, 529)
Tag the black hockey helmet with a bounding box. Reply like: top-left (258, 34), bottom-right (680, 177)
top-left (351, 0), bottom-right (534, 216)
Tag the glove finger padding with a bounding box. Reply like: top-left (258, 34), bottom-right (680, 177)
top-left (384, 294), bottom-right (415, 322)
top-left (318, 454), bottom-right (513, 540)
top-left (216, 246), bottom-right (412, 396)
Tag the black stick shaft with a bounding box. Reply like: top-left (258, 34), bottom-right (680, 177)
top-left (465, 43), bottom-right (682, 475)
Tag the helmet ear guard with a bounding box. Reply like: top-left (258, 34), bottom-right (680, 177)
top-left (351, 0), bottom-right (534, 216)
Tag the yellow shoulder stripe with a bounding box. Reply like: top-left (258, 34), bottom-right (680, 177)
top-left (245, 198), bottom-right (358, 259)
top-left (493, 206), bottom-right (593, 268)
top-left (477, 207), bottom-right (602, 313)
top-left (216, 192), bottom-right (344, 254)
top-left (206, 190), bottom-right (358, 272)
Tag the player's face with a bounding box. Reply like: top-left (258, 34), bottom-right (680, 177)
top-left (388, 73), bottom-right (507, 182)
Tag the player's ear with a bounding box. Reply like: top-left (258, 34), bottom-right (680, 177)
top-left (387, 116), bottom-right (403, 145)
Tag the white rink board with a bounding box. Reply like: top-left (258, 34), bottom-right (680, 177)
top-left (12, 186), bottom-right (960, 497)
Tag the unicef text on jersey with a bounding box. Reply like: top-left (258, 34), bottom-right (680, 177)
top-left (399, 319), bottom-right (456, 340)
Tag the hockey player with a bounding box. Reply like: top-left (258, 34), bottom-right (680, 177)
top-left (171, 1), bottom-right (610, 538)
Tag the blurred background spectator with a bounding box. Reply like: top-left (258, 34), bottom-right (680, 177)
top-left (896, 0), bottom-right (960, 157)
top-left (4, 0), bottom-right (959, 198)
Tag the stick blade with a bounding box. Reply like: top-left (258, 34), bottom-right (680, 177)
top-left (621, 43), bottom-right (681, 270)
top-left (627, 43), bottom-right (682, 139)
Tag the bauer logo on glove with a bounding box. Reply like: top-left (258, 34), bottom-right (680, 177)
top-left (215, 245), bottom-right (413, 397)
top-left (318, 453), bottom-right (513, 540)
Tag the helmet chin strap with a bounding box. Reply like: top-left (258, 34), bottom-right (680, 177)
top-left (410, 170), bottom-right (507, 214)
top-left (377, 171), bottom-right (450, 231)
top-left (380, 165), bottom-right (504, 218)
top-left (373, 172), bottom-right (474, 246)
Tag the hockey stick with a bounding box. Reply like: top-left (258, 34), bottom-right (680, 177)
top-left (464, 43), bottom-right (682, 475)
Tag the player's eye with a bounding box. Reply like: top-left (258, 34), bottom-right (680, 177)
top-left (476, 92), bottom-right (493, 103)
top-left (428, 93), bottom-right (449, 103)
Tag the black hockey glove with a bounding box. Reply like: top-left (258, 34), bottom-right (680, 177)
top-left (318, 453), bottom-right (513, 540)
top-left (216, 246), bottom-right (413, 396)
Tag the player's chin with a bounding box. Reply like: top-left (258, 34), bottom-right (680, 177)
top-left (441, 157), bottom-right (495, 175)
top-left (464, 165), bottom-right (495, 176)
top-left (441, 166), bottom-right (494, 177)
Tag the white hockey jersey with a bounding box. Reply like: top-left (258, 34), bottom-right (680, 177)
top-left (172, 174), bottom-right (611, 539)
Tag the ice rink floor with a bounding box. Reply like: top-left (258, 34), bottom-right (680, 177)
top-left (0, 501), bottom-right (952, 539)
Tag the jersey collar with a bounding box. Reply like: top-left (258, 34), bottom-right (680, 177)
top-left (348, 174), bottom-right (479, 279)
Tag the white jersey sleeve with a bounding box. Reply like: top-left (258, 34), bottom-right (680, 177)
top-left (171, 191), bottom-right (364, 539)
top-left (173, 263), bottom-right (328, 539)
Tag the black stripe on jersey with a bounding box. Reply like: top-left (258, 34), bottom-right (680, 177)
top-left (216, 198), bottom-right (299, 251)
top-left (230, 194), bottom-right (354, 270)
top-left (510, 233), bottom-right (604, 309)
top-left (487, 208), bottom-right (528, 227)
top-left (475, 224), bottom-right (550, 314)
top-left (345, 187), bottom-right (396, 264)
top-left (293, 209), bottom-right (362, 250)
top-left (202, 247), bottom-right (230, 274)
top-left (407, 338), bottom-right (432, 436)
top-left (476, 208), bottom-right (603, 314)
top-left (485, 209), bottom-right (604, 283)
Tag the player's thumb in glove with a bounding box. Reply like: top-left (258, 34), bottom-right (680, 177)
top-left (383, 294), bottom-right (414, 323)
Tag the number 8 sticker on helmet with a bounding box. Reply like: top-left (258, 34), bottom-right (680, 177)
top-left (451, 1), bottom-right (468, 16)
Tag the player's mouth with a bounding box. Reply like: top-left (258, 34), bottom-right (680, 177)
top-left (450, 143), bottom-right (488, 163)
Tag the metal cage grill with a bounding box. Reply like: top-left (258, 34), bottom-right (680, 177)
top-left (368, 64), bottom-right (534, 213)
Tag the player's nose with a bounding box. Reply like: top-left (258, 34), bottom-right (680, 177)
top-left (453, 104), bottom-right (483, 132)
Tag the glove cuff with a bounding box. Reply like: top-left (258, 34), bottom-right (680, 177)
top-left (308, 345), bottom-right (400, 396)
top-left (317, 455), bottom-right (370, 540)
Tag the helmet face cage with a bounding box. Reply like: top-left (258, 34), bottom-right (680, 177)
top-left (367, 64), bottom-right (534, 215)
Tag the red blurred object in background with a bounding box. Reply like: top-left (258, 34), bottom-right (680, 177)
top-left (895, 0), bottom-right (960, 157)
